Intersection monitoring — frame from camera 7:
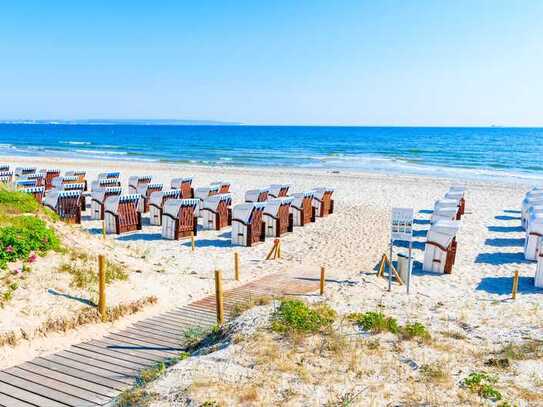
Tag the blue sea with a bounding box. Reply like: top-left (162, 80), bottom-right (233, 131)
top-left (0, 124), bottom-right (542, 183)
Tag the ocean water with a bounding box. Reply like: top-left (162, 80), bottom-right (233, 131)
top-left (0, 124), bottom-right (542, 182)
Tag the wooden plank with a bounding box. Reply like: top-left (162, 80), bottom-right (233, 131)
top-left (151, 313), bottom-right (212, 328)
top-left (5, 367), bottom-right (110, 405)
top-left (83, 339), bottom-right (162, 363)
top-left (0, 381), bottom-right (67, 407)
top-left (16, 363), bottom-right (118, 398)
top-left (0, 391), bottom-right (36, 407)
top-left (131, 320), bottom-right (190, 337)
top-left (94, 337), bottom-right (174, 360)
top-left (64, 346), bottom-right (149, 371)
top-left (73, 343), bottom-right (155, 368)
top-left (0, 371), bottom-right (95, 407)
top-left (129, 322), bottom-right (187, 340)
top-left (105, 334), bottom-right (183, 354)
top-left (121, 327), bottom-right (184, 346)
top-left (111, 330), bottom-right (183, 349)
top-left (29, 358), bottom-right (127, 391)
top-left (52, 351), bottom-right (139, 384)
top-left (168, 307), bottom-right (216, 320)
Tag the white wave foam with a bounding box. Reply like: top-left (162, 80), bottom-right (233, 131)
top-left (60, 141), bottom-right (91, 145)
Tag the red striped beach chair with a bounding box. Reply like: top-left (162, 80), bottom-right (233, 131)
top-left (128, 175), bottom-right (152, 194)
top-left (264, 197), bottom-right (294, 237)
top-left (137, 183), bottom-right (163, 213)
top-left (290, 192), bottom-right (315, 226)
top-left (91, 187), bottom-right (123, 220)
top-left (149, 189), bottom-right (181, 226)
top-left (171, 177), bottom-right (194, 199)
top-left (268, 184), bottom-right (290, 198)
top-left (104, 194), bottom-right (142, 234)
top-left (161, 199), bottom-right (200, 240)
top-left (40, 169), bottom-right (61, 190)
top-left (22, 186), bottom-right (46, 203)
top-left (312, 187), bottom-right (334, 217)
top-left (201, 194), bottom-right (232, 230)
top-left (44, 190), bottom-right (82, 224)
top-left (231, 202), bottom-right (266, 246)
top-left (245, 187), bottom-right (269, 203)
top-left (423, 220), bottom-right (460, 274)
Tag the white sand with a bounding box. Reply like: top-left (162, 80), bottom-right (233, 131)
top-left (1, 154), bottom-right (542, 377)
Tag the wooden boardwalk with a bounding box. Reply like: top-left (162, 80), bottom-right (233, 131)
top-left (0, 270), bottom-right (320, 406)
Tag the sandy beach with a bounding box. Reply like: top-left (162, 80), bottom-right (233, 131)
top-left (1, 154), bottom-right (542, 403)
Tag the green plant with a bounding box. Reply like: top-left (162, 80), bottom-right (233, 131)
top-left (420, 362), bottom-right (450, 383)
top-left (462, 372), bottom-right (502, 401)
top-left (0, 188), bottom-right (40, 215)
top-left (500, 340), bottom-right (543, 360)
top-left (59, 258), bottom-right (128, 289)
top-left (271, 300), bottom-right (336, 334)
top-left (400, 322), bottom-right (431, 342)
top-left (348, 311), bottom-right (398, 334)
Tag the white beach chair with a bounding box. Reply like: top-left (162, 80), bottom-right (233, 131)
top-left (524, 213), bottom-right (543, 261)
top-left (104, 194), bottom-right (142, 234)
top-left (58, 183), bottom-right (87, 210)
top-left (210, 181), bottom-right (231, 194)
top-left (149, 189), bottom-right (181, 226)
top-left (98, 171), bottom-right (121, 179)
top-left (268, 184), bottom-right (290, 198)
top-left (536, 242), bottom-right (543, 288)
top-left (245, 187), bottom-right (269, 203)
top-left (91, 187), bottom-right (123, 220)
top-left (201, 194), bottom-right (232, 230)
top-left (171, 177), bottom-right (194, 198)
top-left (444, 190), bottom-right (465, 218)
top-left (15, 179), bottom-right (38, 189)
top-left (40, 169), bottom-right (61, 190)
top-left (0, 165), bottom-right (9, 172)
top-left (522, 191), bottom-right (543, 230)
top-left (0, 171), bottom-right (13, 184)
top-left (231, 202), bottom-right (267, 246)
top-left (312, 187), bottom-right (334, 217)
top-left (91, 178), bottom-right (121, 192)
top-left (51, 175), bottom-right (79, 190)
top-left (290, 192), bottom-right (315, 226)
top-left (22, 186), bottom-right (46, 203)
top-left (194, 185), bottom-right (220, 210)
top-left (263, 197), bottom-right (294, 237)
top-left (137, 183), bottom-right (163, 213)
top-left (161, 199), bottom-right (200, 240)
top-left (65, 170), bottom-right (87, 190)
top-left (15, 167), bottom-right (37, 178)
top-left (128, 175), bottom-right (152, 194)
top-left (44, 190), bottom-right (82, 224)
top-left (423, 220), bottom-right (460, 274)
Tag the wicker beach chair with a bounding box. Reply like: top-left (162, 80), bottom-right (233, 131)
top-left (536, 243), bottom-right (543, 288)
top-left (522, 190), bottom-right (543, 230)
top-left (66, 170), bottom-right (87, 190)
top-left (24, 173), bottom-right (45, 187)
top-left (0, 171), bottom-right (13, 184)
top-left (0, 165), bottom-right (9, 172)
top-left (210, 181), bottom-right (231, 194)
top-left (22, 186), bottom-right (46, 203)
top-left (524, 213), bottom-right (543, 261)
top-left (161, 199), bottom-right (200, 240)
top-left (245, 187), bottom-right (269, 203)
top-left (51, 175), bottom-right (79, 190)
top-left (194, 185), bottom-right (221, 210)
top-left (445, 188), bottom-right (465, 218)
top-left (0, 175), bottom-right (11, 185)
top-left (137, 183), bottom-right (163, 213)
top-left (15, 167), bottom-right (37, 178)
top-left (263, 197), bottom-right (294, 237)
top-left (290, 192), bottom-right (315, 226)
top-left (98, 171), bottom-right (121, 180)
top-left (312, 187), bottom-right (334, 217)
top-left (44, 190), bottom-right (82, 224)
top-left (268, 184), bottom-right (290, 198)
top-left (40, 169), bottom-right (61, 190)
top-left (231, 202), bottom-right (267, 246)
top-left (15, 179), bottom-right (37, 189)
top-left (128, 175), bottom-right (152, 194)
top-left (91, 178), bottom-right (122, 192)
top-left (201, 194), bottom-right (232, 231)
top-left (171, 177), bottom-right (194, 199)
top-left (149, 189), bottom-right (181, 225)
top-left (104, 194), bottom-right (142, 234)
top-left (91, 187), bottom-right (123, 220)
top-left (423, 220), bottom-right (460, 274)
top-left (431, 199), bottom-right (459, 223)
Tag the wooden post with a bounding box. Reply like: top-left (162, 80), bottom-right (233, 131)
top-left (102, 221), bottom-right (106, 240)
top-left (215, 270), bottom-right (224, 324)
top-left (320, 266), bottom-right (325, 295)
top-left (277, 240), bottom-right (281, 259)
top-left (98, 255), bottom-right (106, 320)
top-left (234, 252), bottom-right (240, 281)
top-left (191, 232), bottom-right (195, 252)
top-left (512, 270), bottom-right (519, 300)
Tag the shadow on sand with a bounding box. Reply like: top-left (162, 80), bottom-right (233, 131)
top-left (48, 289), bottom-right (94, 306)
top-left (181, 238), bottom-right (231, 248)
top-left (476, 276), bottom-right (542, 295)
top-left (475, 252), bottom-right (526, 265)
top-left (117, 233), bottom-right (163, 242)
top-left (484, 237), bottom-right (525, 247)
top-left (487, 225), bottom-right (524, 233)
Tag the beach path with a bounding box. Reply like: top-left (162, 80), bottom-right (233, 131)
top-left (0, 268), bottom-right (321, 407)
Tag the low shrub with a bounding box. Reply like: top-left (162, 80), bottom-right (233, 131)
top-left (0, 216), bottom-right (60, 268)
top-left (400, 322), bottom-right (431, 342)
top-left (271, 299), bottom-right (336, 335)
top-left (348, 311), bottom-right (399, 334)
top-left (0, 188), bottom-right (40, 215)
top-left (462, 372), bottom-right (502, 401)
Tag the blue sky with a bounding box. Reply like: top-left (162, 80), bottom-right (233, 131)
top-left (1, 1), bottom-right (542, 125)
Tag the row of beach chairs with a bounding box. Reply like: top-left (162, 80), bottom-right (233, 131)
top-left (423, 187), bottom-right (465, 274)
top-left (1, 165), bottom-right (335, 247)
top-left (521, 188), bottom-right (543, 287)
